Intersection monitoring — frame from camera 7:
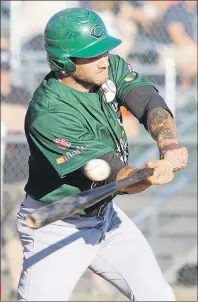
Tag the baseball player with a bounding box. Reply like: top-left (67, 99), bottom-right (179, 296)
top-left (16, 8), bottom-right (188, 301)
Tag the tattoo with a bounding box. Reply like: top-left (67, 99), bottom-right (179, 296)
top-left (148, 108), bottom-right (169, 128)
top-left (147, 107), bottom-right (178, 149)
top-left (157, 128), bottom-right (176, 145)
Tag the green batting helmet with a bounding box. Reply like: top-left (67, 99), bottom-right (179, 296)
top-left (44, 8), bottom-right (122, 75)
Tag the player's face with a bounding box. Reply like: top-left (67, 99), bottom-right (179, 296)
top-left (72, 52), bottom-right (109, 87)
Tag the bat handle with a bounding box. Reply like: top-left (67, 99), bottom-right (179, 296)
top-left (115, 168), bottom-right (153, 191)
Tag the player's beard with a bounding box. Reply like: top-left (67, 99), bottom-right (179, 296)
top-left (72, 69), bottom-right (108, 90)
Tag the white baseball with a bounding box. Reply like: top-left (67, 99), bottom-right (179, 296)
top-left (83, 159), bottom-right (111, 181)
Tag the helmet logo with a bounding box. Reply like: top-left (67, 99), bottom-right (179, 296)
top-left (91, 24), bottom-right (104, 39)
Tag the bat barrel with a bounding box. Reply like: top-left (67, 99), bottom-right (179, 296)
top-left (26, 168), bottom-right (153, 229)
top-left (26, 196), bottom-right (78, 229)
top-left (26, 184), bottom-right (117, 229)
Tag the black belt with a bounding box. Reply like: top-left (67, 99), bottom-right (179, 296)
top-left (83, 202), bottom-right (108, 217)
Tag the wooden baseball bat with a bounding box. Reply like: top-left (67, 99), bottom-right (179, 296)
top-left (26, 168), bottom-right (153, 229)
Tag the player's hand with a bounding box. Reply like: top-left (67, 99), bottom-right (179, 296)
top-left (145, 159), bottom-right (174, 185)
top-left (160, 144), bottom-right (188, 172)
top-left (116, 159), bottom-right (173, 195)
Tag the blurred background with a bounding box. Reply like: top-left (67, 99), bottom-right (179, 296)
top-left (1, 1), bottom-right (197, 301)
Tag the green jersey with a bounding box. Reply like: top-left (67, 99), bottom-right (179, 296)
top-left (25, 54), bottom-right (151, 203)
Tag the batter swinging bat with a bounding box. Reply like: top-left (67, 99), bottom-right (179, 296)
top-left (26, 168), bottom-right (153, 229)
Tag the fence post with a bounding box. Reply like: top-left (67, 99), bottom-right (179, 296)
top-left (10, 1), bottom-right (22, 76)
top-left (164, 55), bottom-right (176, 118)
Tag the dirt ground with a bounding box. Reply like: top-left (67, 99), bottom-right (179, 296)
top-left (173, 285), bottom-right (197, 301)
top-left (71, 285), bottom-right (197, 301)
top-left (1, 285), bottom-right (197, 301)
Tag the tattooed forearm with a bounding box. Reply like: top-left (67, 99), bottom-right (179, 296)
top-left (147, 107), bottom-right (178, 149)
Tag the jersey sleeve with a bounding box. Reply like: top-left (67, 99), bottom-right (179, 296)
top-left (29, 113), bottom-right (114, 178)
top-left (108, 54), bottom-right (155, 103)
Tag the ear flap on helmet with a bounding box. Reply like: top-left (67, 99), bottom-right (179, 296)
top-left (47, 55), bottom-right (76, 75)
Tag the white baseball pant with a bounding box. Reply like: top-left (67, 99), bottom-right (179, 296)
top-left (16, 195), bottom-right (176, 301)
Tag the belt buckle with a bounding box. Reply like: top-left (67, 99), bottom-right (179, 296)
top-left (97, 204), bottom-right (106, 217)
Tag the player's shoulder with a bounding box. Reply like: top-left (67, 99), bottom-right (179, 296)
top-left (27, 72), bottom-right (63, 115)
top-left (26, 104), bottom-right (82, 136)
top-left (108, 53), bottom-right (136, 84)
top-left (26, 92), bottom-right (82, 132)
top-left (25, 78), bottom-right (55, 129)
top-left (108, 53), bottom-right (124, 66)
top-left (108, 53), bottom-right (133, 75)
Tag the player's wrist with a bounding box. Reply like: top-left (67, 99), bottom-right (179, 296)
top-left (159, 142), bottom-right (181, 159)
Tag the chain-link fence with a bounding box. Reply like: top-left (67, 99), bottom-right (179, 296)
top-left (1, 1), bottom-right (197, 300)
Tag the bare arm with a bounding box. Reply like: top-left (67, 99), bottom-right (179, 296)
top-left (117, 1), bottom-right (152, 26)
top-left (147, 107), bottom-right (188, 171)
top-left (115, 107), bottom-right (188, 193)
top-left (115, 108), bottom-right (177, 193)
top-left (167, 23), bottom-right (195, 45)
top-left (116, 87), bottom-right (188, 192)
top-left (147, 107), bottom-right (178, 151)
